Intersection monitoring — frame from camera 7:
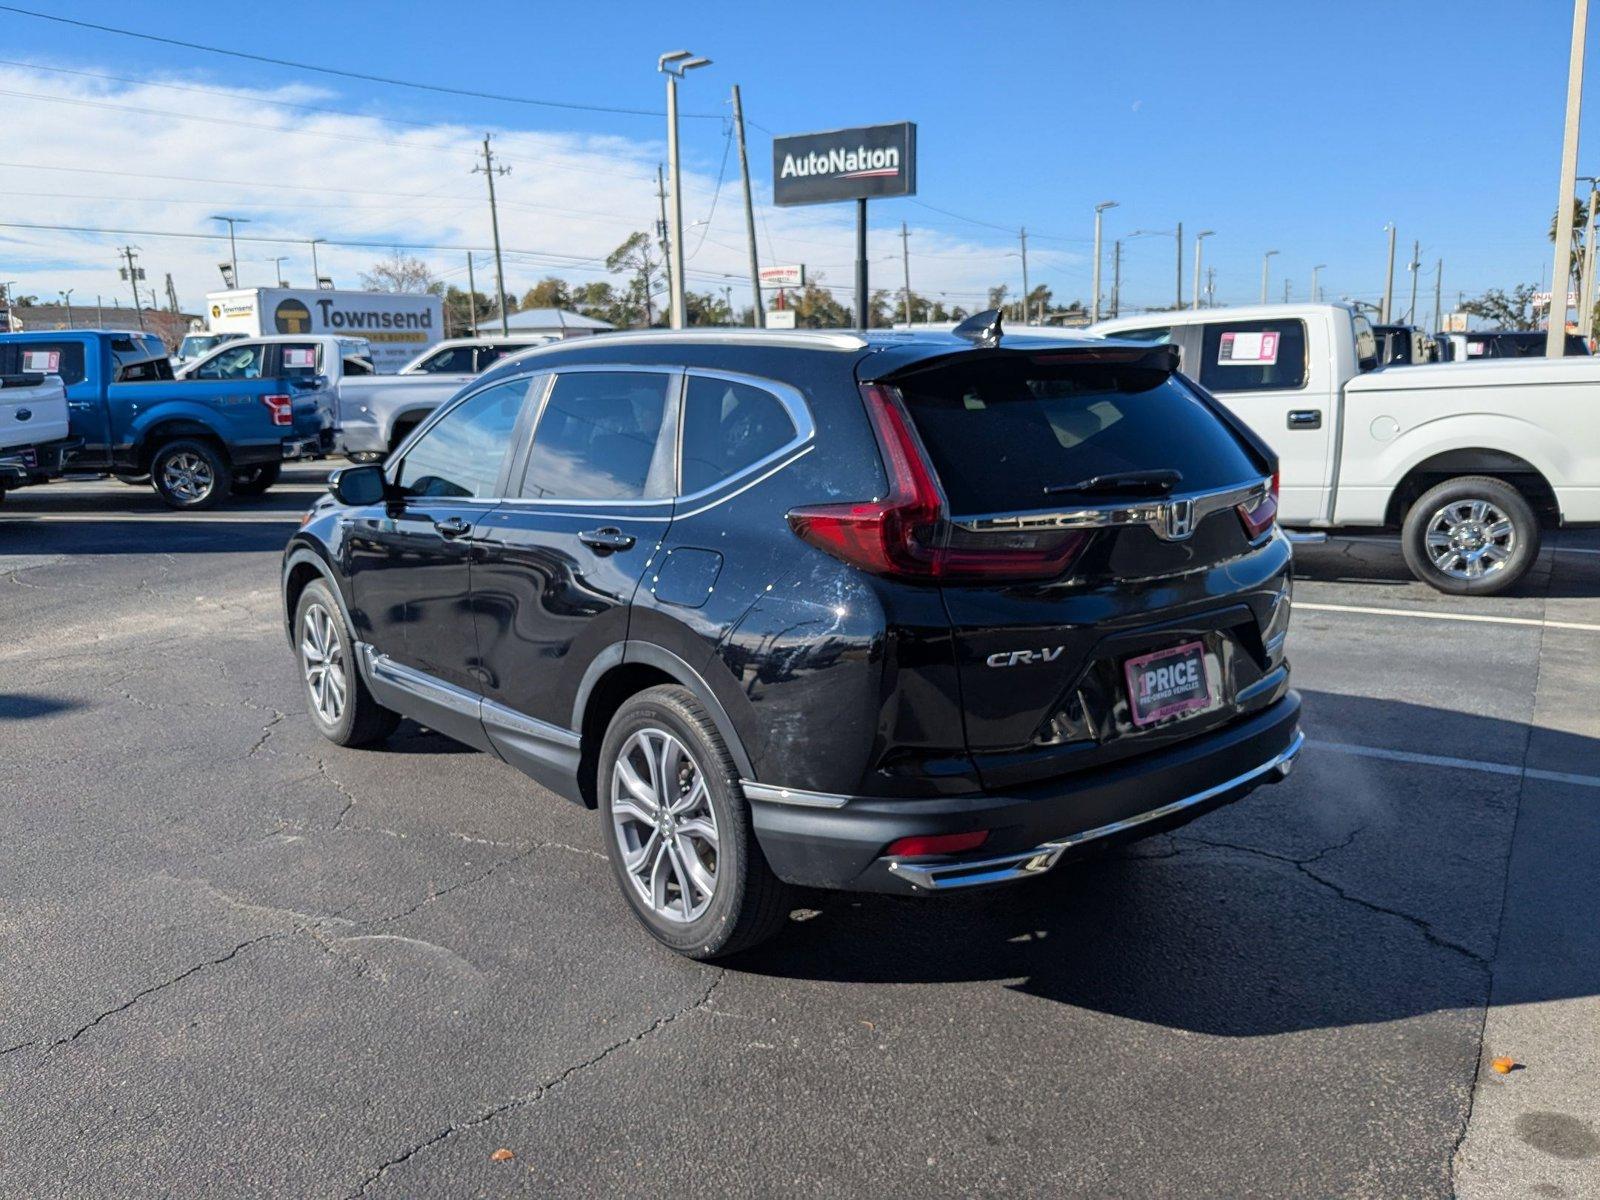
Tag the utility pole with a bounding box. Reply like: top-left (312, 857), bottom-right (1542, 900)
top-left (473, 134), bottom-right (511, 336)
top-left (1549, 0), bottom-right (1590, 355)
top-left (655, 164), bottom-right (673, 318)
top-left (164, 273), bottom-right (179, 313)
top-left (1381, 223), bottom-right (1397, 323)
top-left (1192, 230), bottom-right (1214, 310)
top-left (660, 50), bottom-right (712, 330)
top-left (1433, 259), bottom-right (1443, 334)
top-left (1311, 264), bottom-right (1326, 303)
top-left (59, 289), bottom-right (73, 327)
top-left (96, 295), bottom-right (104, 326)
top-left (1175, 221), bottom-right (1183, 310)
top-left (1284, 279), bottom-right (1292, 303)
top-left (119, 246), bottom-right (145, 330)
top-left (1261, 249), bottom-right (1279, 304)
top-left (211, 215), bottom-right (249, 283)
top-left (1092, 201), bottom-right (1117, 322)
top-left (1580, 180), bottom-right (1600, 341)
top-left (730, 84), bottom-right (764, 329)
top-left (1404, 239), bottom-right (1421, 323)
top-left (1207, 267), bottom-right (1216, 307)
top-left (1111, 239), bottom-right (1122, 319)
top-left (1018, 227), bottom-right (1030, 324)
top-left (900, 221), bottom-right (913, 325)
top-left (466, 252), bottom-right (480, 337)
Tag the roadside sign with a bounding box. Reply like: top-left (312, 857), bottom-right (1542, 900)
top-left (1533, 291), bottom-right (1579, 309)
top-left (772, 123), bottom-right (917, 207)
top-left (765, 309), bottom-right (797, 330)
top-left (759, 265), bottom-right (806, 289)
top-left (1444, 312), bottom-right (1470, 332)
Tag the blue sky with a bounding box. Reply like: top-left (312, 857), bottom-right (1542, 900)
top-left (0, 0), bottom-right (1593, 317)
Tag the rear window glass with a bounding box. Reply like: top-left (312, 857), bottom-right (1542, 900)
top-left (681, 375), bottom-right (797, 493)
top-left (9, 342), bottom-right (87, 385)
top-left (1198, 319), bottom-right (1307, 391)
top-left (897, 359), bottom-right (1260, 515)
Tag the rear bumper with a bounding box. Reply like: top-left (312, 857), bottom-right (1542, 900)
top-left (746, 690), bottom-right (1302, 893)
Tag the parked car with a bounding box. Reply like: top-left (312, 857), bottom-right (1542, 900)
top-left (0, 330), bottom-right (335, 509)
top-left (282, 316), bottom-right (1302, 958)
top-left (1438, 330), bottom-right (1590, 359)
top-left (0, 371), bottom-right (70, 503)
top-left (1092, 303), bottom-right (1600, 594)
top-left (397, 335), bottom-right (558, 375)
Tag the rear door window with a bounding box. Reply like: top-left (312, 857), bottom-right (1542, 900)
top-left (8, 342), bottom-right (86, 384)
top-left (279, 343), bottom-right (321, 379)
top-left (191, 343), bottom-right (265, 380)
top-left (1197, 319), bottom-right (1307, 392)
top-left (680, 375), bottom-right (798, 494)
top-left (520, 371), bottom-right (674, 501)
top-left (896, 357), bottom-right (1261, 515)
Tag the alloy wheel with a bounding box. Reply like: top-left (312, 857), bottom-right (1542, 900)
top-left (161, 452), bottom-right (215, 504)
top-left (611, 728), bottom-right (720, 923)
top-left (300, 603), bottom-right (347, 725)
top-left (1424, 498), bottom-right (1516, 580)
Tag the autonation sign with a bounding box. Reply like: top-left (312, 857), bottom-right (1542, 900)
top-left (772, 122), bottom-right (917, 206)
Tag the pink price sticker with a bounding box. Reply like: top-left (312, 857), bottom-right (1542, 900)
top-left (1217, 331), bottom-right (1280, 365)
top-left (283, 348), bottom-right (316, 369)
top-left (22, 350), bottom-right (60, 373)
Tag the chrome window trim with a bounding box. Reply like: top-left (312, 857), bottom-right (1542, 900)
top-left (949, 478), bottom-right (1270, 536)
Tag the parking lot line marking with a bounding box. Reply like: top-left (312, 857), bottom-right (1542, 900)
top-left (1310, 739), bottom-right (1600, 790)
top-left (0, 513), bottom-right (300, 524)
top-left (1296, 601), bottom-right (1600, 633)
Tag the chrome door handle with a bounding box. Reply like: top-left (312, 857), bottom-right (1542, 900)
top-left (578, 527), bottom-right (636, 553)
top-left (1286, 409), bottom-right (1322, 430)
top-left (434, 516), bottom-right (471, 538)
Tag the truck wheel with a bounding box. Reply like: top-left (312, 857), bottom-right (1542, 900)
top-left (294, 579), bottom-right (399, 747)
top-left (232, 462), bottom-right (282, 496)
top-left (1401, 476), bottom-right (1540, 596)
top-left (598, 685), bottom-right (792, 960)
top-left (150, 439), bottom-right (232, 511)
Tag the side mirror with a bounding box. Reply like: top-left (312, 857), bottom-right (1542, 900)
top-left (328, 463), bottom-right (387, 506)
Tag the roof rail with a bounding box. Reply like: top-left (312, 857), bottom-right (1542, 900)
top-left (514, 328), bottom-right (869, 354)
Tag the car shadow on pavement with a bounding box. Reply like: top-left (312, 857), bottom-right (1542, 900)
top-left (0, 693), bottom-right (82, 721)
top-left (729, 691), bottom-right (1600, 1037)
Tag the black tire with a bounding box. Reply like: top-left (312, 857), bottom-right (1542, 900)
top-left (1401, 475), bottom-right (1540, 596)
top-left (293, 579), bottom-right (399, 747)
top-left (150, 439), bottom-right (232, 511)
top-left (114, 472), bottom-right (150, 486)
top-left (232, 462), bottom-right (282, 496)
top-left (598, 685), bottom-right (792, 959)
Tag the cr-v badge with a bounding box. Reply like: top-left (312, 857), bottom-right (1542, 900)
top-left (986, 647), bottom-right (1066, 668)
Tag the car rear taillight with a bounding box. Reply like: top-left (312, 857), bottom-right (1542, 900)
top-left (1236, 472), bottom-right (1278, 539)
top-left (263, 393), bottom-right (293, 427)
top-left (786, 384), bottom-right (1090, 582)
top-left (885, 830), bottom-right (990, 858)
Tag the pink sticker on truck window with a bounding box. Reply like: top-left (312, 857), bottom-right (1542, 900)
top-left (283, 347), bottom-right (316, 369)
top-left (21, 350), bottom-right (60, 373)
top-left (1218, 331), bottom-right (1279, 365)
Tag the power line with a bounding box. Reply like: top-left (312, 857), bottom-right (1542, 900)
top-left (686, 123), bottom-right (734, 261)
top-left (0, 6), bottom-right (722, 119)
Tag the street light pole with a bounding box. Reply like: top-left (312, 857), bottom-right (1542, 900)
top-left (1261, 249), bottom-right (1279, 304)
top-left (1381, 223), bottom-right (1397, 323)
top-left (1580, 179), bottom-right (1600, 341)
top-left (1192, 230), bottom-right (1214, 310)
top-left (59, 288), bottom-right (73, 327)
top-left (1407, 239), bottom-right (1421, 324)
top-left (1175, 221), bottom-right (1183, 309)
top-left (1111, 239), bottom-right (1122, 319)
top-left (1311, 264), bottom-right (1326, 303)
top-left (1018, 227), bottom-right (1030, 324)
top-left (269, 256), bottom-right (288, 287)
top-left (309, 238), bottom-right (326, 287)
top-left (211, 215), bottom-right (249, 282)
top-left (1091, 201), bottom-right (1117, 322)
top-left (660, 50), bottom-right (712, 330)
top-left (1549, 0), bottom-right (1590, 355)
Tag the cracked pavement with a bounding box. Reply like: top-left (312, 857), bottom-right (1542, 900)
top-left (1, 471), bottom-right (1596, 1197)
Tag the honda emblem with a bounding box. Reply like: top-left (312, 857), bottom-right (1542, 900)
top-left (1159, 498), bottom-right (1196, 541)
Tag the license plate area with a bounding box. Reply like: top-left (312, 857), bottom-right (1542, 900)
top-left (1124, 640), bottom-right (1211, 727)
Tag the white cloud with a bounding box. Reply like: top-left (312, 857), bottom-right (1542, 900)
top-left (0, 61), bottom-right (1062, 318)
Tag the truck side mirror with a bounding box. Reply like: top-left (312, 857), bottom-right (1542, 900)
top-left (328, 463), bottom-right (387, 506)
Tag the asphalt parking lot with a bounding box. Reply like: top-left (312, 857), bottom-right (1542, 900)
top-left (3, 467), bottom-right (1597, 1198)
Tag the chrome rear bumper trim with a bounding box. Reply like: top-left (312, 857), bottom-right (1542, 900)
top-left (887, 730), bottom-right (1306, 891)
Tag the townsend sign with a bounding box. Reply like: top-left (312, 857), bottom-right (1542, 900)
top-left (772, 122), bottom-right (917, 206)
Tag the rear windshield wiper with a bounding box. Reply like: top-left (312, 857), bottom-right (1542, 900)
top-left (1043, 469), bottom-right (1183, 497)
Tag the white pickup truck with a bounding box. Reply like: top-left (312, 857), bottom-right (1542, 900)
top-left (1091, 303), bottom-right (1600, 594)
top-left (0, 370), bottom-right (70, 501)
top-left (177, 333), bottom-right (473, 460)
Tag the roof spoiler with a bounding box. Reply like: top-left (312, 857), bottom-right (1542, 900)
top-left (952, 308), bottom-right (1003, 347)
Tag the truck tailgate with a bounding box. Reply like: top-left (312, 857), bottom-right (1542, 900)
top-left (0, 374), bottom-right (70, 453)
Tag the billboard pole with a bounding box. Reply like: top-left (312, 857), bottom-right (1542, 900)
top-left (856, 198), bottom-right (869, 331)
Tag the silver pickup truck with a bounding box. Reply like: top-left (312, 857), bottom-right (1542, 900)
top-left (177, 334), bottom-right (471, 460)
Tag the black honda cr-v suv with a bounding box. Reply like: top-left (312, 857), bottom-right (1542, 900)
top-left (282, 313), bottom-right (1301, 957)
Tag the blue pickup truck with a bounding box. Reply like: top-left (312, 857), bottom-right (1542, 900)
top-left (0, 330), bottom-right (335, 509)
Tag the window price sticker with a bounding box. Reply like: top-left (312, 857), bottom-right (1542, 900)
top-left (1218, 331), bottom-right (1279, 365)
